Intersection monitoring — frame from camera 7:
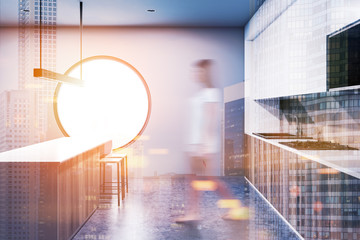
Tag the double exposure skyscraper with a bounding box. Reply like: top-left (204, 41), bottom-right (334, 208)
top-left (0, 2), bottom-right (59, 238)
top-left (245, 0), bottom-right (360, 239)
top-left (18, 0), bottom-right (57, 143)
top-left (224, 83), bottom-right (246, 176)
top-left (250, 0), bottom-right (267, 16)
top-left (0, 90), bottom-right (38, 152)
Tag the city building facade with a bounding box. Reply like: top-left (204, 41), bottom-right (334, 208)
top-left (224, 82), bottom-right (247, 176)
top-left (0, 90), bottom-right (39, 152)
top-left (245, 0), bottom-right (360, 238)
top-left (18, 0), bottom-right (57, 143)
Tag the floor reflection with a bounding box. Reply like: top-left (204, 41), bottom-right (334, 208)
top-left (74, 177), bottom-right (300, 240)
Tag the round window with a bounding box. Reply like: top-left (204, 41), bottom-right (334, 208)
top-left (54, 55), bottom-right (151, 150)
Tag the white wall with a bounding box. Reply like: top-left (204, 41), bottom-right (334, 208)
top-left (244, 0), bottom-right (360, 135)
top-left (224, 82), bottom-right (244, 103)
top-left (245, 0), bottom-right (360, 100)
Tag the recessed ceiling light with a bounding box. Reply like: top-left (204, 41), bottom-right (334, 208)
top-left (147, 9), bottom-right (155, 12)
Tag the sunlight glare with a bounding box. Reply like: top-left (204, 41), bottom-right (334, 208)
top-left (56, 58), bottom-right (150, 149)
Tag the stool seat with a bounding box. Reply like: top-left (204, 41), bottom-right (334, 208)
top-left (100, 158), bottom-right (123, 164)
top-left (106, 153), bottom-right (127, 158)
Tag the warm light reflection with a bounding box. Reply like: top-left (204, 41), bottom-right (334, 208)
top-left (217, 199), bottom-right (241, 208)
top-left (225, 207), bottom-right (250, 220)
top-left (318, 168), bottom-right (340, 175)
top-left (148, 148), bottom-right (169, 155)
top-left (191, 180), bottom-right (217, 191)
top-left (138, 135), bottom-right (150, 141)
top-left (25, 83), bottom-right (43, 89)
top-left (55, 56), bottom-right (151, 149)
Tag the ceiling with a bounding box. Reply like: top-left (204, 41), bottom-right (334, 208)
top-left (1, 0), bottom-right (258, 27)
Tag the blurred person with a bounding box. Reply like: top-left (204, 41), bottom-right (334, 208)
top-left (176, 59), bottom-right (242, 223)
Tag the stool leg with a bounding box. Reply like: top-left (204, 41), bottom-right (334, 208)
top-left (121, 159), bottom-right (125, 200)
top-left (103, 162), bottom-right (105, 194)
top-left (100, 162), bottom-right (102, 194)
top-left (125, 156), bottom-right (128, 193)
top-left (117, 162), bottom-right (120, 207)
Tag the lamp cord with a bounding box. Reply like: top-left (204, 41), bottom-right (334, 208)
top-left (80, 1), bottom-right (83, 81)
top-left (39, 0), bottom-right (42, 69)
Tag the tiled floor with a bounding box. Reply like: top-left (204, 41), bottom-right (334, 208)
top-left (73, 177), bottom-right (300, 240)
top-left (73, 177), bottom-right (249, 240)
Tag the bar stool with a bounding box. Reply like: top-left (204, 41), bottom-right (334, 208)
top-left (99, 154), bottom-right (127, 206)
top-left (106, 153), bottom-right (128, 194)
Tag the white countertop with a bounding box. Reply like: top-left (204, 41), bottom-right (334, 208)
top-left (249, 133), bottom-right (360, 180)
top-left (0, 137), bottom-right (112, 163)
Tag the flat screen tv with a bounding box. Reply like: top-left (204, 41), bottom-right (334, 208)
top-left (327, 20), bottom-right (360, 89)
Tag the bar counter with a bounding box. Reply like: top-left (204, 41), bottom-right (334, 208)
top-left (0, 137), bottom-right (112, 240)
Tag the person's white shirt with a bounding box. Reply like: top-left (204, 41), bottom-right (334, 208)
top-left (187, 87), bottom-right (221, 155)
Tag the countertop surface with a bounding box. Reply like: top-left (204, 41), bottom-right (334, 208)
top-left (0, 137), bottom-right (112, 163)
top-left (250, 133), bottom-right (360, 180)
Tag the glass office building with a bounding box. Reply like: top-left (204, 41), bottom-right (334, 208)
top-left (224, 98), bottom-right (246, 176)
top-left (245, 0), bottom-right (360, 239)
top-left (18, 0), bottom-right (57, 145)
top-left (0, 90), bottom-right (39, 152)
